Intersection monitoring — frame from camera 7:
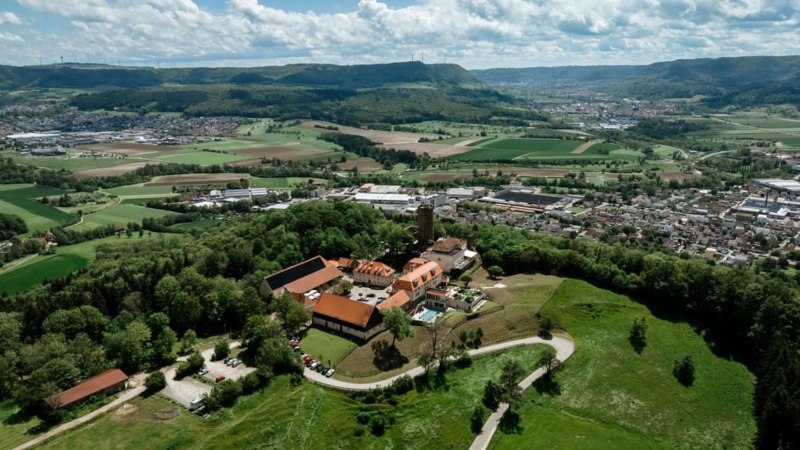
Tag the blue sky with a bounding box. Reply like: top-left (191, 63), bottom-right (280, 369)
top-left (0, 0), bottom-right (798, 69)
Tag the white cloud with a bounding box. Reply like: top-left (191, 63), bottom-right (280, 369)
top-left (1, 0), bottom-right (798, 68)
top-left (0, 12), bottom-right (22, 24)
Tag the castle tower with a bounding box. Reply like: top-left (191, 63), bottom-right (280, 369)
top-left (416, 204), bottom-right (434, 246)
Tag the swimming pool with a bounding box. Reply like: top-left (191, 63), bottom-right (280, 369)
top-left (418, 308), bottom-right (441, 322)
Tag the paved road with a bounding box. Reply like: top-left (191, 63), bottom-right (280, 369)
top-left (468, 335), bottom-right (575, 450)
top-left (304, 335), bottom-right (575, 391)
top-left (13, 378), bottom-right (146, 450)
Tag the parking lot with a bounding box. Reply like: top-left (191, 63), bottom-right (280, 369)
top-left (349, 284), bottom-right (391, 306)
top-left (159, 341), bottom-right (254, 409)
top-left (161, 367), bottom-right (211, 409)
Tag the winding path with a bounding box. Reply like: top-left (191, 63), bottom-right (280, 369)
top-left (304, 334), bottom-right (575, 449)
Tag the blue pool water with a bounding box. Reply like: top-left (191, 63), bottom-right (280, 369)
top-left (419, 308), bottom-right (440, 322)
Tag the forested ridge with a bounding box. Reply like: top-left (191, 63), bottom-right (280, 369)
top-left (0, 202), bottom-right (797, 447)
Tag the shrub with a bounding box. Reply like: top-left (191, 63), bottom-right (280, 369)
top-left (673, 355), bottom-right (695, 386)
top-left (175, 352), bottom-right (204, 379)
top-left (212, 341), bottom-right (229, 361)
top-left (240, 372), bottom-right (262, 394)
top-left (145, 371), bottom-right (166, 392)
top-left (356, 411), bottom-right (371, 424)
top-left (389, 375), bottom-right (413, 395)
top-left (369, 413), bottom-right (387, 436)
top-left (483, 380), bottom-right (503, 410)
top-left (629, 317), bottom-right (647, 354)
top-left (212, 379), bottom-right (242, 407)
top-left (455, 352), bottom-right (473, 368)
top-left (470, 405), bottom-right (487, 434)
top-left (289, 372), bottom-right (303, 387)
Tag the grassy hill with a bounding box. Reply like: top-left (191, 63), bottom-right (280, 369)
top-left (491, 279), bottom-right (755, 449)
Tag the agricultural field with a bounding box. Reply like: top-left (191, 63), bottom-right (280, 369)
top-left (490, 279), bottom-right (755, 449)
top-left (0, 184), bottom-right (76, 233)
top-left (69, 204), bottom-right (176, 232)
top-left (448, 138), bottom-right (640, 161)
top-left (0, 232), bottom-right (173, 295)
top-left (249, 177), bottom-right (326, 189)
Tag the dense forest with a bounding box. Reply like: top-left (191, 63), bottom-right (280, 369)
top-left (629, 119), bottom-right (708, 139)
top-left (69, 85), bottom-right (523, 125)
top-left (318, 132), bottom-right (430, 169)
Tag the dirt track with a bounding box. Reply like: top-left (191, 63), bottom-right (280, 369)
top-left (570, 140), bottom-right (594, 154)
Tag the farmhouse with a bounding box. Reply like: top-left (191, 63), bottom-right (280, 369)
top-left (312, 293), bottom-right (385, 340)
top-left (46, 369), bottom-right (128, 409)
top-left (259, 256), bottom-right (343, 307)
top-left (353, 260), bottom-right (396, 287)
top-left (420, 237), bottom-right (479, 273)
top-left (392, 260), bottom-right (444, 302)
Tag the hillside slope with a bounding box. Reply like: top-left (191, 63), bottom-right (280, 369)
top-left (0, 61), bottom-right (479, 90)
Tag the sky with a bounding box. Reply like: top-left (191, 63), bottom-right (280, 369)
top-left (0, 0), bottom-right (798, 69)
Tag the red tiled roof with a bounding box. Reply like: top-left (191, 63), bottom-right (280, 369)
top-left (430, 237), bottom-right (465, 252)
top-left (52, 369), bottom-right (128, 408)
top-left (377, 290), bottom-right (411, 311)
top-left (393, 260), bottom-right (443, 292)
top-left (313, 293), bottom-right (376, 327)
top-left (403, 258), bottom-right (427, 272)
top-left (354, 260), bottom-right (396, 277)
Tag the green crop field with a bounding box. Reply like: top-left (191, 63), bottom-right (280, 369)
top-left (70, 204), bottom-right (176, 231)
top-left (449, 139), bottom-right (638, 161)
top-left (491, 279), bottom-right (755, 449)
top-left (8, 155), bottom-right (133, 171)
top-left (300, 328), bottom-right (357, 367)
top-left (103, 184), bottom-right (176, 197)
top-left (0, 185), bottom-right (76, 233)
top-left (0, 253), bottom-right (87, 295)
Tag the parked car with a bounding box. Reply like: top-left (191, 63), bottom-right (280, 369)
top-left (197, 367), bottom-right (209, 376)
top-left (215, 376), bottom-right (226, 382)
top-left (231, 360), bottom-right (242, 367)
top-left (223, 357), bottom-right (232, 364)
top-left (367, 293), bottom-right (376, 298)
top-left (325, 369), bottom-right (335, 378)
top-left (309, 362), bottom-right (319, 370)
top-left (290, 341), bottom-right (299, 347)
top-left (316, 365), bottom-right (326, 373)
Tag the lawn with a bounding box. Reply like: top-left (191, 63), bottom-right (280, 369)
top-left (0, 400), bottom-right (46, 450)
top-left (451, 272), bottom-right (564, 346)
top-left (40, 345), bottom-right (550, 450)
top-left (300, 328), bottom-right (358, 367)
top-left (0, 185), bottom-right (76, 233)
top-left (490, 279), bottom-right (756, 449)
top-left (71, 204), bottom-right (176, 231)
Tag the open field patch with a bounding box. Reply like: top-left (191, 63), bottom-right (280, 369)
top-left (659, 171), bottom-right (701, 181)
top-left (301, 120), bottom-right (439, 146)
top-left (157, 151), bottom-right (248, 166)
top-left (336, 157), bottom-right (383, 172)
top-left (420, 172), bottom-right (471, 182)
top-left (71, 204), bottom-right (176, 231)
top-left (446, 138), bottom-right (635, 161)
top-left (231, 144), bottom-right (339, 161)
top-left (491, 279), bottom-right (756, 449)
top-left (0, 185), bottom-right (75, 232)
top-left (145, 173), bottom-right (249, 186)
top-left (74, 162), bottom-right (152, 178)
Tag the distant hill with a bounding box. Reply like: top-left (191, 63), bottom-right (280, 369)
top-left (472, 55), bottom-right (800, 105)
top-left (0, 61), bottom-right (479, 90)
